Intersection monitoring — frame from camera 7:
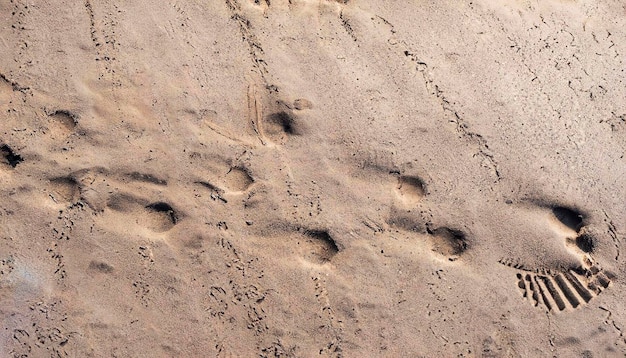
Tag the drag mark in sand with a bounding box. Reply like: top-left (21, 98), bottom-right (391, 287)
top-left (247, 83), bottom-right (267, 145)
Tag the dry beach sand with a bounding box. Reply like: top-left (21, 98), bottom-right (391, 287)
top-left (1, 0), bottom-right (626, 356)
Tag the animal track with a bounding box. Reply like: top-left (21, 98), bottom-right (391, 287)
top-left (0, 71), bottom-right (29, 93)
top-left (84, 0), bottom-right (121, 84)
top-left (0, 255), bottom-right (15, 275)
top-left (312, 274), bottom-right (344, 356)
top-left (247, 83), bottom-right (267, 145)
top-left (403, 49), bottom-right (500, 181)
top-left (340, 9), bottom-right (357, 42)
top-left (212, 238), bottom-right (270, 334)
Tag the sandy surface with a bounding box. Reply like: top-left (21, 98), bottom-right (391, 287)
top-left (1, 0), bottom-right (625, 356)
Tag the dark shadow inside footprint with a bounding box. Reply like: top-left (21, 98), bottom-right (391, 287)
top-left (107, 193), bottom-right (140, 212)
top-left (49, 176), bottom-right (80, 203)
top-left (195, 181), bottom-right (227, 203)
top-left (1, 144), bottom-right (23, 167)
top-left (304, 230), bottom-right (339, 263)
top-left (266, 111), bottom-right (302, 137)
top-left (128, 172), bottom-right (167, 186)
top-left (88, 261), bottom-right (114, 274)
top-left (396, 175), bottom-right (426, 200)
top-left (575, 233), bottom-right (595, 253)
top-left (146, 202), bottom-right (178, 225)
top-left (428, 227), bottom-right (468, 257)
top-left (106, 194), bottom-right (178, 233)
top-left (48, 110), bottom-right (78, 130)
top-left (552, 206), bottom-right (584, 232)
top-left (269, 112), bottom-right (296, 134)
top-left (224, 167), bottom-right (254, 192)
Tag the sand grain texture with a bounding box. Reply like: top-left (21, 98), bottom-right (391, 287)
top-left (1, 0), bottom-right (625, 357)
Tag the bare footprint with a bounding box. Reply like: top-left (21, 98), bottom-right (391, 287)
top-left (223, 167), bottom-right (254, 193)
top-left (48, 176), bottom-right (81, 204)
top-left (428, 227), bottom-right (468, 261)
top-left (258, 224), bottom-right (340, 265)
top-left (263, 110), bottom-right (303, 142)
top-left (299, 230), bottom-right (339, 264)
top-left (386, 209), bottom-right (469, 261)
top-left (106, 193), bottom-right (178, 233)
top-left (45, 110), bottom-right (78, 138)
top-left (395, 175), bottom-right (426, 204)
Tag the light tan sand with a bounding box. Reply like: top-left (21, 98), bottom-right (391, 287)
top-left (1, 0), bottom-right (625, 356)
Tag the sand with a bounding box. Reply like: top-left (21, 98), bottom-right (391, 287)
top-left (0, 0), bottom-right (625, 356)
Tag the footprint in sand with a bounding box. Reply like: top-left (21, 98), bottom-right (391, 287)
top-left (499, 205), bottom-right (615, 313)
top-left (106, 193), bottom-right (179, 233)
top-left (259, 224), bottom-right (340, 266)
top-left (47, 176), bottom-right (81, 204)
top-left (299, 229), bottom-right (339, 264)
top-left (386, 210), bottom-right (469, 262)
top-left (386, 171), bottom-right (468, 261)
top-left (394, 174), bottom-right (426, 205)
top-left (223, 166), bottom-right (254, 192)
top-left (258, 95), bottom-right (310, 145)
top-left (195, 165), bottom-right (254, 201)
top-left (44, 110), bottom-right (78, 139)
top-left (427, 227), bottom-right (468, 260)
